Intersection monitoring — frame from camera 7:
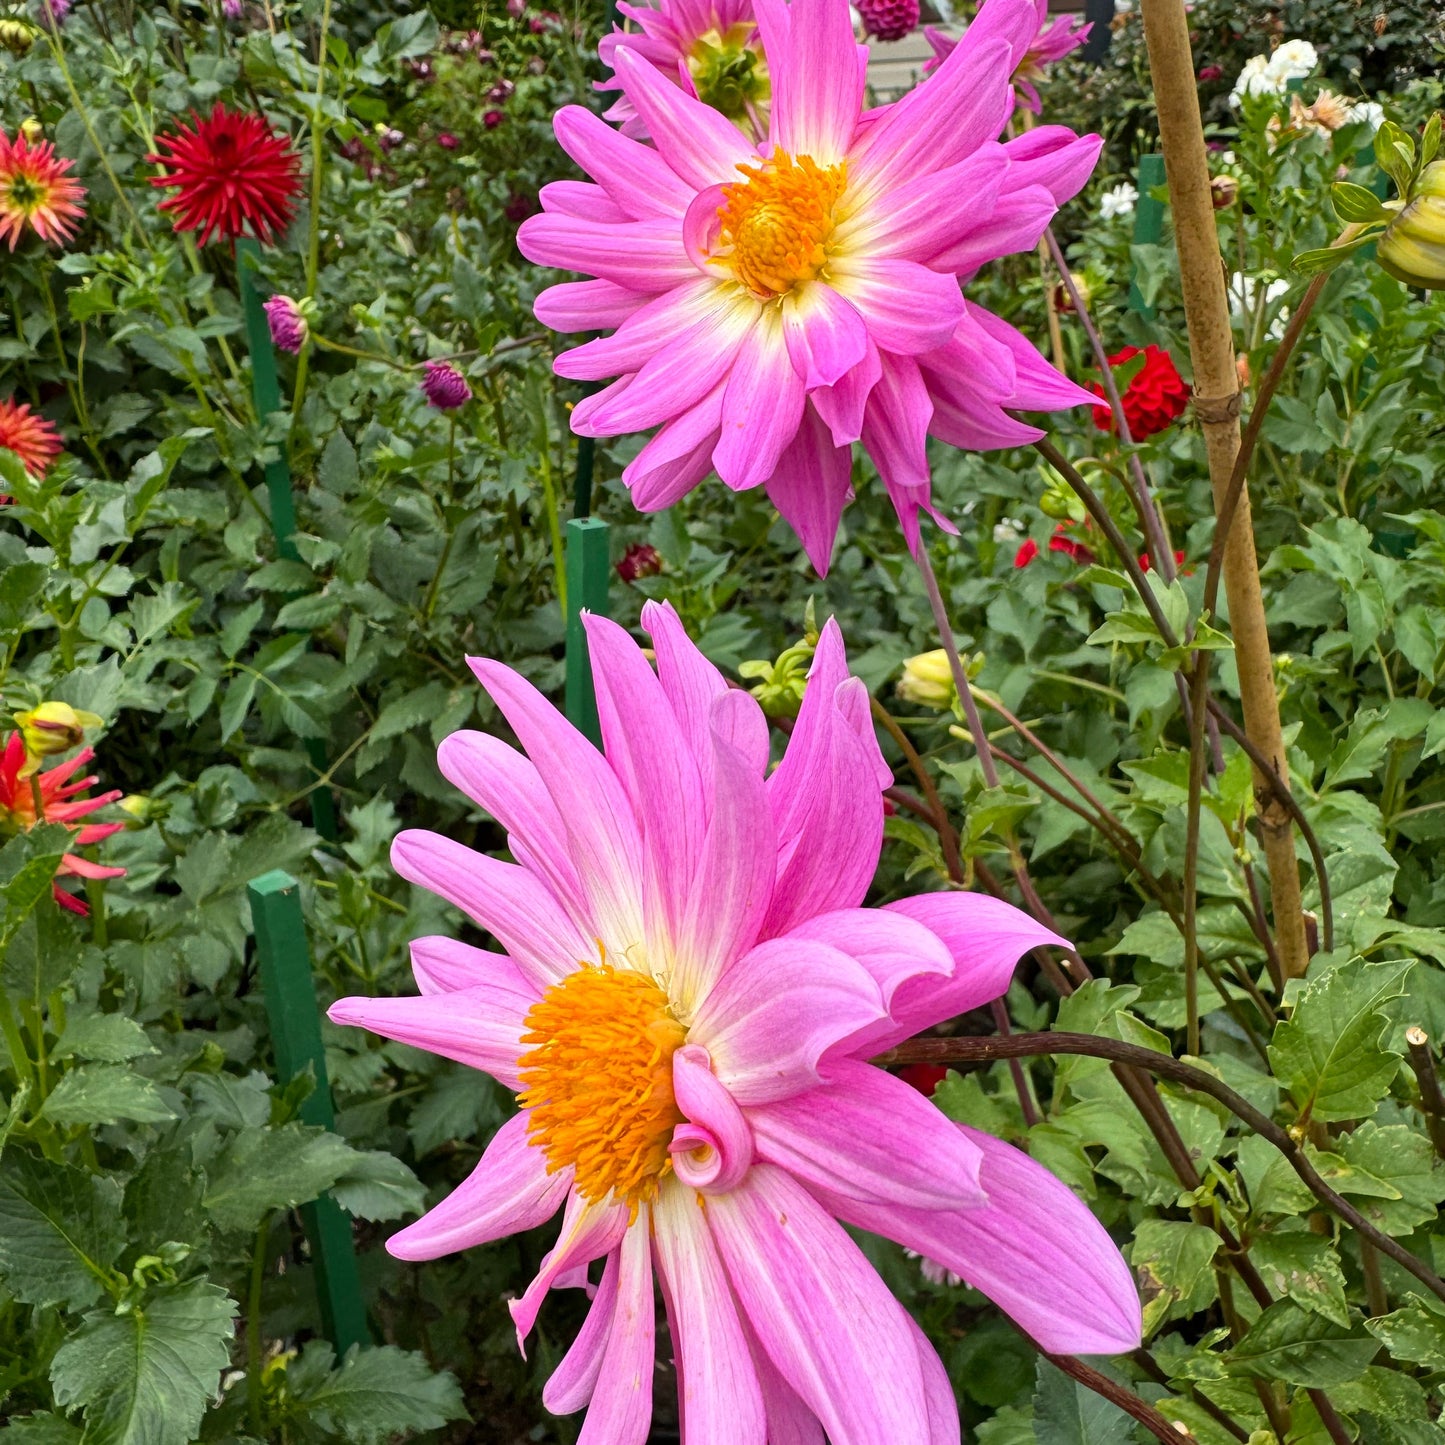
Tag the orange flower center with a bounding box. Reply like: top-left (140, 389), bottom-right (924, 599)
top-left (517, 963), bottom-right (687, 1209)
top-left (715, 151), bottom-right (847, 299)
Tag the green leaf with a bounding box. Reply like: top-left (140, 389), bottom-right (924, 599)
top-left (201, 1123), bottom-right (358, 1233)
top-left (1336, 1122), bottom-right (1445, 1235)
top-left (1365, 1297), bottom-right (1445, 1368)
top-left (1267, 960), bottom-right (1410, 1123)
top-left (49, 1280), bottom-right (237, 1445)
top-left (1248, 1230), bottom-right (1350, 1327)
top-left (1291, 234), bottom-right (1375, 275)
top-left (276, 1341), bottom-right (467, 1444)
top-left (1128, 1220), bottom-right (1220, 1336)
top-left (1331, 181), bottom-right (1391, 223)
top-left (52, 1013), bottom-right (158, 1064)
top-left (0, 828), bottom-right (71, 953)
top-left (1032, 1358), bottom-right (1132, 1445)
top-left (0, 1415), bottom-right (83, 1444)
top-left (40, 1065), bottom-right (177, 1128)
top-left (329, 1150), bottom-right (425, 1222)
top-left (218, 672), bottom-right (258, 745)
top-left (0, 1151), bottom-right (124, 1309)
top-left (1227, 1300), bottom-right (1377, 1387)
top-left (317, 428), bottom-right (359, 493)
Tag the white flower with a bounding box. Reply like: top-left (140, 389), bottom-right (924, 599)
top-left (993, 518), bottom-right (1024, 544)
top-left (1346, 100), bottom-right (1386, 134)
top-left (1229, 272), bottom-right (1291, 343)
top-left (1230, 54), bottom-right (1278, 103)
top-left (1099, 182), bottom-right (1138, 220)
top-left (1267, 38), bottom-right (1318, 83)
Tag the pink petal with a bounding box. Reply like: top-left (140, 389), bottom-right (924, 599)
top-left (535, 279), bottom-right (645, 334)
top-left (762, 0), bottom-right (864, 165)
top-left (861, 354), bottom-right (935, 554)
top-left (652, 1180), bottom-right (766, 1444)
top-left (747, 1059), bottom-right (985, 1209)
top-left (689, 937), bottom-right (884, 1106)
top-left (577, 1214), bottom-right (655, 1445)
top-left (870, 890), bottom-right (1067, 1050)
top-left (385, 1113), bottom-right (569, 1260)
top-left (554, 103), bottom-right (692, 218)
top-left (816, 1126), bottom-right (1143, 1356)
top-left (930, 185), bottom-right (1058, 278)
top-left (409, 934), bottom-right (538, 998)
top-left (708, 1166), bottom-right (930, 1443)
top-left (624, 386), bottom-right (725, 512)
top-left (744, 1318), bottom-right (825, 1445)
top-left (765, 404), bottom-right (853, 576)
top-left (555, 282), bottom-right (738, 382)
top-left (969, 305), bottom-right (1098, 410)
top-left (831, 257), bottom-right (965, 355)
top-left (612, 47), bottom-right (755, 190)
top-left (713, 316), bottom-right (806, 491)
top-left (391, 830), bottom-right (592, 987)
top-left (782, 283), bottom-right (869, 390)
top-left (541, 179), bottom-right (629, 224)
top-left (511, 1190), bottom-right (631, 1350)
top-left (1002, 125), bottom-right (1103, 205)
top-left (517, 212), bottom-right (695, 292)
top-left (544, 1249), bottom-right (621, 1414)
top-left (811, 339), bottom-right (881, 447)
top-left (924, 368), bottom-right (1046, 451)
top-left (669, 1044), bottom-right (754, 1193)
top-left (908, 1314), bottom-right (963, 1445)
top-left (328, 983), bottom-right (533, 1089)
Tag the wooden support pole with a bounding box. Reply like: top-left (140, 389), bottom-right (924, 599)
top-left (1139, 0), bottom-right (1310, 981)
top-left (248, 870), bottom-right (368, 1355)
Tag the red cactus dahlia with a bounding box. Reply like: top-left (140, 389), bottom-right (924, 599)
top-left (148, 104), bottom-right (303, 246)
top-left (0, 397), bottom-right (62, 479)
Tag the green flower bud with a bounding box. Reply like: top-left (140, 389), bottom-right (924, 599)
top-left (1378, 159), bottom-right (1445, 289)
top-left (897, 650), bottom-right (955, 710)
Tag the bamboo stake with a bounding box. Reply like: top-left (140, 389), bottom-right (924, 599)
top-left (1139, 0), bottom-right (1310, 981)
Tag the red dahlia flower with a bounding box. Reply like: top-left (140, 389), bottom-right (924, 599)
top-left (0, 129), bottom-right (86, 250)
top-left (0, 397), bottom-right (63, 478)
top-left (1090, 344), bottom-right (1189, 441)
top-left (148, 104), bottom-right (303, 246)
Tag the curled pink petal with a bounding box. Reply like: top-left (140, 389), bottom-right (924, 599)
top-left (669, 1044), bottom-right (753, 1193)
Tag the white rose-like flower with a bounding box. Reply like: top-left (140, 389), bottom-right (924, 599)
top-left (1230, 273), bottom-right (1291, 343)
top-left (1346, 100), bottom-right (1386, 134)
top-left (1266, 38), bottom-right (1318, 83)
top-left (1099, 181), bottom-right (1138, 220)
top-left (1230, 54), bottom-right (1279, 104)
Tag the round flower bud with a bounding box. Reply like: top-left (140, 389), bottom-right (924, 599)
top-left (420, 360), bottom-right (472, 410)
top-left (262, 294), bottom-right (310, 353)
top-left (13, 701), bottom-right (102, 769)
top-left (897, 650), bottom-right (955, 710)
top-left (1379, 160), bottom-right (1445, 290)
top-left (0, 19), bottom-right (37, 54)
top-left (616, 542), bottom-right (662, 583)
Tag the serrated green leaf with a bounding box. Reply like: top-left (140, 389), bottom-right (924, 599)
top-left (0, 1414), bottom-right (83, 1444)
top-left (1366, 1296), bottom-right (1445, 1368)
top-left (53, 1013), bottom-right (157, 1064)
top-left (1129, 1220), bottom-right (1220, 1336)
top-left (201, 1123), bottom-right (358, 1233)
top-left (0, 1151), bottom-right (124, 1309)
top-left (1032, 1358), bottom-right (1132, 1445)
top-left (1248, 1230), bottom-right (1350, 1327)
top-left (40, 1065), bottom-right (177, 1128)
top-left (1336, 1121), bottom-right (1445, 1235)
top-left (49, 1280), bottom-right (236, 1445)
top-left (1228, 1300), bottom-right (1377, 1387)
top-left (329, 1149), bottom-right (425, 1222)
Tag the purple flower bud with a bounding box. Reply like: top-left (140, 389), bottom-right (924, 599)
top-left (421, 360), bottom-right (471, 410)
top-left (221, 0), bottom-right (243, 18)
top-left (483, 109), bottom-right (504, 129)
top-left (263, 294), bottom-right (308, 353)
top-left (437, 132), bottom-right (459, 150)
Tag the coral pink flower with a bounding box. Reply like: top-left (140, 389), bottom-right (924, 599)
top-left (599, 0), bottom-right (769, 139)
top-left (148, 105), bottom-right (303, 246)
top-left (330, 604), bottom-right (1141, 1443)
top-left (0, 734), bottom-right (125, 915)
top-left (0, 129), bottom-right (86, 250)
top-left (520, 0), bottom-right (1101, 572)
top-left (0, 397), bottom-right (63, 478)
top-left (923, 0), bottom-right (1090, 112)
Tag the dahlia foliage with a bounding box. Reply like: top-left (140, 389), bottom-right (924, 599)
top-left (332, 605), bottom-right (1141, 1443)
top-left (0, 128), bottom-right (85, 250)
top-left (0, 397), bottom-right (63, 479)
top-left (0, 732), bottom-right (125, 916)
top-left (520, 0), bottom-right (1102, 571)
top-left (148, 104), bottom-right (303, 246)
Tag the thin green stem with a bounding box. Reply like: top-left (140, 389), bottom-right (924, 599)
top-left (291, 0), bottom-right (334, 425)
top-left (246, 1211), bottom-right (272, 1436)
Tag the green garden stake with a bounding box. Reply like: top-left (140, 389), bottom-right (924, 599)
top-left (1126, 153), bottom-right (1167, 317)
top-left (565, 516), bottom-right (610, 746)
top-left (248, 870), bottom-right (368, 1356)
top-left (235, 239), bottom-right (338, 842)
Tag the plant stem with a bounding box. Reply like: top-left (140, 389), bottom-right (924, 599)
top-left (1406, 1026), bottom-right (1445, 1160)
top-left (291, 0), bottom-right (335, 426)
top-left (1040, 1350), bottom-right (1199, 1445)
top-left (1139, 0), bottom-right (1309, 982)
top-left (246, 1211), bottom-right (272, 1436)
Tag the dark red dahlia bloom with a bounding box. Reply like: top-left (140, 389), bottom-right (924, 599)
top-left (616, 542), bottom-right (662, 583)
top-left (1013, 537), bottom-right (1040, 568)
top-left (1090, 345), bottom-right (1190, 442)
top-left (897, 1063), bottom-right (949, 1097)
top-left (1049, 523), bottom-right (1095, 565)
top-left (148, 104), bottom-right (303, 246)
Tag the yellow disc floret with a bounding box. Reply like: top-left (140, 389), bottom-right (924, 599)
top-left (517, 963), bottom-right (687, 1209)
top-left (715, 151), bottom-right (847, 299)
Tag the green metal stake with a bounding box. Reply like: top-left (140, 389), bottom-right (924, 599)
top-left (564, 516), bottom-right (611, 746)
top-left (235, 240), bottom-right (338, 841)
top-left (248, 870), bottom-right (368, 1356)
top-left (1126, 153), bottom-right (1167, 318)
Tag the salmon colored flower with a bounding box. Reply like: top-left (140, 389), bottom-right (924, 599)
top-left (0, 397), bottom-right (62, 479)
top-left (148, 104), bottom-right (303, 246)
top-left (0, 733), bottom-right (125, 915)
top-left (923, 0), bottom-right (1090, 112)
top-left (521, 0), bottom-right (1101, 573)
top-left (330, 603), bottom-right (1141, 1443)
top-left (1090, 344), bottom-right (1189, 441)
top-left (0, 129), bottom-right (85, 250)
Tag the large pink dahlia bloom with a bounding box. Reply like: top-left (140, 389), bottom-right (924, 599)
top-left (519, 0), bottom-right (1101, 571)
top-left (330, 604), bottom-right (1141, 1443)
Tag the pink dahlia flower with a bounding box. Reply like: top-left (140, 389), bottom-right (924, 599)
top-left (599, 0), bottom-right (768, 141)
top-left (520, 0), bottom-right (1102, 571)
top-left (420, 359), bottom-right (472, 409)
top-left (857, 0), bottom-right (919, 43)
top-left (330, 604), bottom-right (1142, 1442)
top-left (262, 294), bottom-right (308, 353)
top-left (924, 0), bottom-right (1090, 112)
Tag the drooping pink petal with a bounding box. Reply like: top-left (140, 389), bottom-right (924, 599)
top-left (688, 937), bottom-right (883, 1106)
top-left (713, 315), bottom-right (806, 491)
top-left (811, 339), bottom-right (881, 447)
top-left (535, 279), bottom-right (646, 333)
top-left (747, 1059), bottom-right (986, 1210)
top-left (544, 1249), bottom-right (620, 1414)
top-left (969, 305), bottom-right (1099, 409)
top-left (743, 1318), bottom-right (825, 1445)
top-left (830, 257), bottom-right (965, 355)
top-left (782, 283), bottom-right (869, 390)
top-left (385, 1113), bottom-right (569, 1260)
top-left (815, 1125), bottom-right (1143, 1356)
top-left (553, 104), bottom-right (693, 218)
top-left (652, 1180), bottom-right (767, 1444)
top-left (1001, 126), bottom-right (1103, 205)
top-left (765, 404), bottom-right (854, 575)
top-left (328, 981), bottom-right (533, 1089)
top-left (908, 1314), bottom-right (963, 1445)
top-left (669, 1044), bottom-right (754, 1193)
top-left (409, 934), bottom-right (538, 999)
top-left (861, 354), bottom-right (935, 555)
top-left (577, 1213), bottom-right (655, 1445)
top-left (391, 830), bottom-right (592, 987)
top-left (511, 1190), bottom-right (631, 1350)
top-left (708, 1165), bottom-right (932, 1444)
top-left (923, 360), bottom-right (1047, 451)
top-left (624, 386), bottom-right (726, 512)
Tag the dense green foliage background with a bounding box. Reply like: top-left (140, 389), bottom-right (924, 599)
top-left (4, 0), bottom-right (1445, 1441)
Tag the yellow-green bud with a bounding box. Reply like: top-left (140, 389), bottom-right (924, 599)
top-left (0, 19), bottom-right (37, 55)
top-left (19, 116), bottom-right (45, 146)
top-left (13, 701), bottom-right (102, 770)
top-left (1378, 159), bottom-right (1445, 289)
top-left (897, 651), bottom-right (955, 710)
top-left (118, 794), bottom-right (152, 824)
